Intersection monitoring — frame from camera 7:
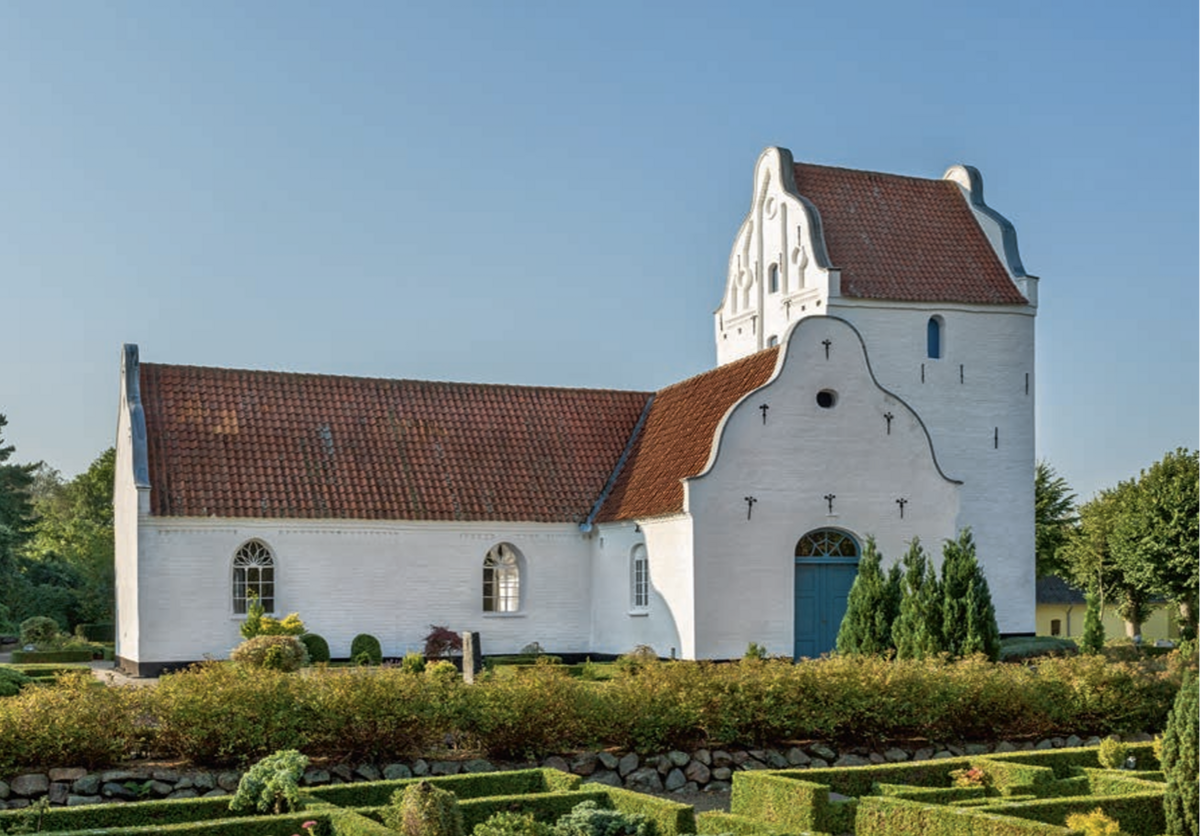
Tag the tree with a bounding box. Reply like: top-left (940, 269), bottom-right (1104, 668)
top-left (1111, 448), bottom-right (1199, 639)
top-left (940, 529), bottom-right (1000, 660)
top-left (1059, 483), bottom-right (1155, 639)
top-left (0, 414), bottom-right (36, 627)
top-left (892, 538), bottom-right (943, 660)
top-left (836, 538), bottom-right (896, 655)
top-left (21, 448), bottom-right (116, 624)
top-left (1035, 460), bottom-right (1077, 578)
top-left (1161, 670), bottom-right (1198, 836)
top-left (1079, 592), bottom-right (1105, 654)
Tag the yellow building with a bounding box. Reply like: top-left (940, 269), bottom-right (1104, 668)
top-left (1035, 576), bottom-right (1181, 643)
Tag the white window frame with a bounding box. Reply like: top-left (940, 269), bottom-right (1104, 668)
top-left (232, 539), bottom-right (275, 615)
top-left (630, 544), bottom-right (649, 613)
top-left (483, 543), bottom-right (522, 614)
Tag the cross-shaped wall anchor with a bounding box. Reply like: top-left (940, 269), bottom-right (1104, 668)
top-left (744, 496), bottom-right (757, 520)
top-left (759, 404), bottom-right (770, 425)
top-left (884, 412), bottom-right (894, 435)
top-left (822, 338), bottom-right (832, 359)
top-left (896, 497), bottom-right (908, 519)
top-left (824, 493), bottom-right (836, 514)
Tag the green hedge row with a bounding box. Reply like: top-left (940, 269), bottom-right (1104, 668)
top-left (302, 767), bottom-right (579, 807)
top-left (0, 652), bottom-right (1189, 771)
top-left (10, 649), bottom-right (95, 664)
top-left (695, 810), bottom-right (826, 836)
top-left (974, 792), bottom-right (1166, 836)
top-left (856, 796), bottom-right (1074, 836)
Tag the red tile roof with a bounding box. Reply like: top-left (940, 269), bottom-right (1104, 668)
top-left (140, 363), bottom-right (650, 522)
top-left (597, 348), bottom-right (780, 522)
top-left (792, 163), bottom-right (1027, 305)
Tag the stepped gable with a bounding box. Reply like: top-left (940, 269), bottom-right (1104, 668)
top-left (792, 162), bottom-right (1028, 305)
top-left (139, 362), bottom-right (650, 523)
top-left (597, 347), bottom-right (780, 522)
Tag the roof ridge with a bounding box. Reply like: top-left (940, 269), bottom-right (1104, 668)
top-left (655, 347), bottom-right (779, 396)
top-left (793, 160), bottom-right (948, 184)
top-left (140, 361), bottom-right (653, 398)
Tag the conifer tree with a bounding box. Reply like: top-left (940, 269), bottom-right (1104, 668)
top-left (1162, 670), bottom-right (1198, 836)
top-left (962, 563), bottom-right (1002, 661)
top-left (1080, 592), bottom-right (1105, 654)
top-left (836, 538), bottom-right (894, 655)
top-left (892, 538), bottom-right (943, 659)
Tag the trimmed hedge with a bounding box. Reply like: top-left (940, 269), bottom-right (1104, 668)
top-left (604, 785), bottom-right (698, 836)
top-left (731, 773), bottom-right (830, 831)
top-left (696, 810), bottom-right (826, 835)
top-left (350, 634), bottom-right (382, 665)
top-left (301, 768), bottom-right (580, 807)
top-left (874, 783), bottom-right (989, 804)
top-left (458, 790), bottom-right (612, 828)
top-left (49, 813), bottom-right (328, 835)
top-left (300, 633), bottom-right (331, 664)
top-left (856, 796), bottom-right (1075, 835)
top-left (975, 792), bottom-right (1167, 836)
top-left (10, 649), bottom-right (95, 664)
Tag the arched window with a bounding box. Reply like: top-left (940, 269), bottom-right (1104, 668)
top-left (631, 544), bottom-right (649, 610)
top-left (795, 529), bottom-right (859, 559)
top-left (767, 335), bottom-right (779, 348)
top-left (483, 543), bottom-right (521, 613)
top-left (927, 316), bottom-right (943, 359)
top-left (233, 540), bottom-right (275, 614)
top-left (768, 263), bottom-right (779, 293)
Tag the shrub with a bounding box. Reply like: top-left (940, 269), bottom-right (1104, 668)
top-left (940, 529), bottom-right (999, 661)
top-left (1066, 808), bottom-right (1122, 836)
top-left (892, 538), bottom-right (942, 660)
top-left (384, 780), bottom-right (463, 836)
top-left (0, 666), bottom-right (32, 697)
top-left (401, 651), bottom-right (427, 674)
top-left (742, 642), bottom-right (768, 662)
top-left (836, 537), bottom-right (898, 655)
top-left (74, 622), bottom-right (115, 643)
top-left (1162, 669), bottom-right (1197, 836)
top-left (473, 811), bottom-right (553, 836)
top-left (1081, 593), bottom-right (1106, 654)
top-left (19, 616), bottom-right (61, 648)
top-left (1098, 735), bottom-right (1129, 769)
top-left (351, 633), bottom-right (383, 666)
top-left (553, 800), bottom-right (651, 836)
top-left (427, 660), bottom-right (459, 684)
top-left (425, 625), bottom-right (464, 658)
top-left (300, 633), bottom-right (331, 664)
top-left (229, 748), bottom-right (309, 815)
top-left (240, 592), bottom-right (307, 639)
top-left (231, 635), bottom-right (309, 672)
top-left (615, 645), bottom-right (658, 676)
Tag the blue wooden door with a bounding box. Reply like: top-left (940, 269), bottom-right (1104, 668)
top-left (794, 529), bottom-right (860, 659)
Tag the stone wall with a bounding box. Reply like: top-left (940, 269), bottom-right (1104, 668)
top-left (0, 733), bottom-right (1137, 809)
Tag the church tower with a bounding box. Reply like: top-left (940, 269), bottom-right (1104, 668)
top-left (715, 146), bottom-right (1040, 635)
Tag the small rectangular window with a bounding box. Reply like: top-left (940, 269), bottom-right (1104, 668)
top-left (1050, 619), bottom-right (1062, 637)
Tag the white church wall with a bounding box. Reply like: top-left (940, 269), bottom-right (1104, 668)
top-left (686, 316), bottom-right (961, 660)
top-left (132, 518), bottom-right (594, 665)
top-left (829, 299), bottom-right (1036, 634)
top-left (113, 366), bottom-right (142, 665)
top-left (590, 517), bottom-right (692, 659)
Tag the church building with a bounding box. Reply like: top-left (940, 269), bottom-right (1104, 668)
top-left (113, 147), bottom-right (1038, 676)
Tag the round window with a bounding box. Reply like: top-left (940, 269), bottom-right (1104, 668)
top-left (816, 390), bottom-right (837, 409)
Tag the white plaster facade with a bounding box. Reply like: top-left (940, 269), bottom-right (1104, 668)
top-left (114, 146), bottom-right (1037, 674)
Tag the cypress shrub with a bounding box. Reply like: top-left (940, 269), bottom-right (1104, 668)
top-left (1162, 669), bottom-right (1198, 836)
top-left (836, 538), bottom-right (895, 655)
top-left (939, 529), bottom-right (999, 660)
top-left (351, 633), bottom-right (383, 665)
top-left (892, 539), bottom-right (943, 660)
top-left (1081, 593), bottom-right (1106, 655)
top-left (300, 633), bottom-right (331, 664)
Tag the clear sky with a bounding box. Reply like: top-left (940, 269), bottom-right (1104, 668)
top-left (0, 2), bottom-right (1195, 503)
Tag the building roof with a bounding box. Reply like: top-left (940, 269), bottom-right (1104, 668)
top-left (597, 348), bottom-right (780, 522)
top-left (139, 362), bottom-right (650, 522)
top-left (791, 162), bottom-right (1028, 305)
top-left (1036, 575), bottom-right (1087, 605)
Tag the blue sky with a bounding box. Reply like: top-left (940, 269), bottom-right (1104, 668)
top-left (0, 2), bottom-right (1195, 503)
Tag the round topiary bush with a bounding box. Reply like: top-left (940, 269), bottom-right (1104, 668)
top-left (299, 633), bottom-right (330, 664)
top-left (230, 635), bottom-right (309, 672)
top-left (19, 616), bottom-right (61, 648)
top-left (350, 633), bottom-right (382, 666)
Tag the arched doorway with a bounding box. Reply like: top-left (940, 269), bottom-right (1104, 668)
top-left (794, 529), bottom-right (860, 658)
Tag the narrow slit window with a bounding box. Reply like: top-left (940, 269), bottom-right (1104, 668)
top-left (768, 264), bottom-right (779, 293)
top-left (927, 316), bottom-right (943, 359)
